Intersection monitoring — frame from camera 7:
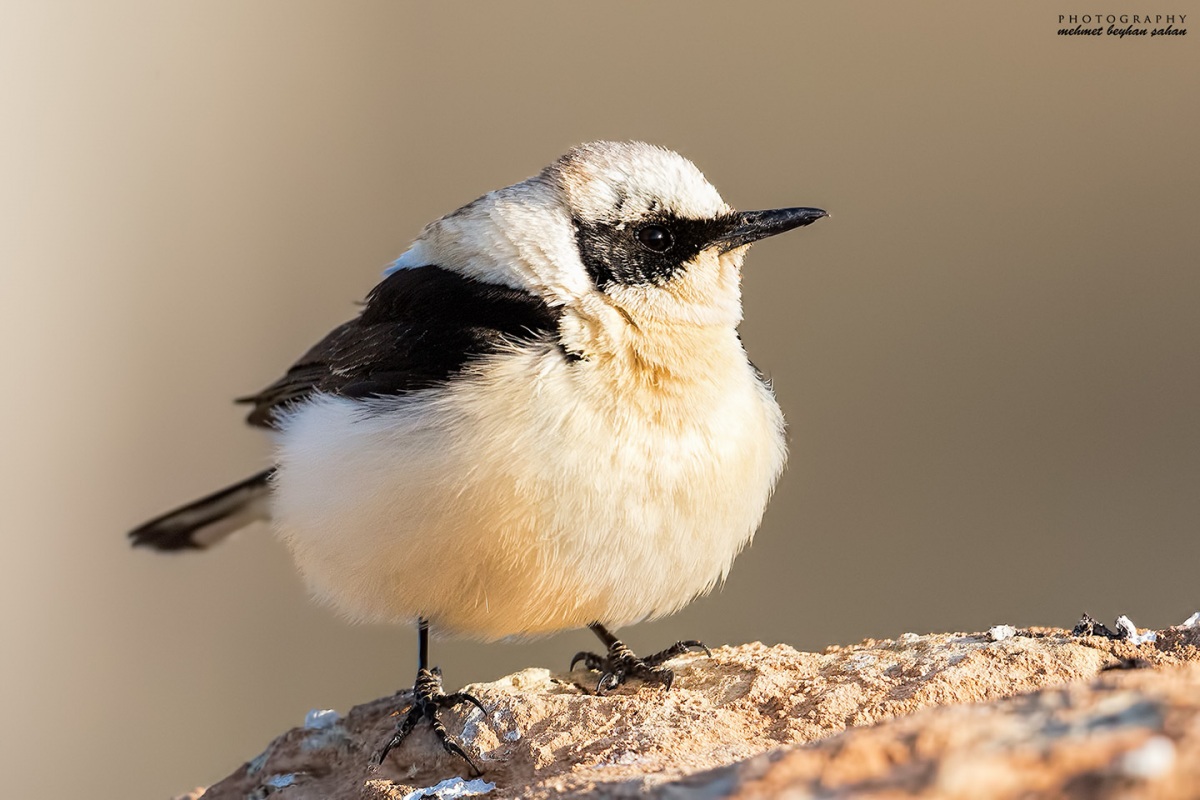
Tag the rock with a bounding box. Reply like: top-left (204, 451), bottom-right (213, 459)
top-left (669, 663), bottom-right (1200, 799)
top-left (197, 621), bottom-right (1200, 799)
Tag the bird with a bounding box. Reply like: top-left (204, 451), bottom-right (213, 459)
top-left (129, 140), bottom-right (826, 774)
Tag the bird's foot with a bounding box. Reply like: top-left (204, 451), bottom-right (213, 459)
top-left (570, 637), bottom-right (711, 694)
top-left (373, 666), bottom-right (487, 776)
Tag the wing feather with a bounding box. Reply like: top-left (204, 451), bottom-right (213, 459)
top-left (236, 266), bottom-right (561, 429)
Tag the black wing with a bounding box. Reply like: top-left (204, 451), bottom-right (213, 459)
top-left (237, 265), bottom-right (561, 429)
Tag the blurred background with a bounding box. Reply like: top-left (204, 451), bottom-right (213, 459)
top-left (2, 1), bottom-right (1198, 797)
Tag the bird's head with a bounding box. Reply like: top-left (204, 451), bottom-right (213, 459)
top-left (388, 141), bottom-right (825, 329)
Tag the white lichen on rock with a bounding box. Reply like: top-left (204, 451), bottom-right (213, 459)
top-left (988, 624), bottom-right (1017, 642)
top-left (264, 773), bottom-right (296, 789)
top-left (304, 708), bottom-right (341, 730)
top-left (401, 777), bottom-right (496, 800)
top-left (1115, 615), bottom-right (1157, 645)
top-left (1115, 736), bottom-right (1176, 779)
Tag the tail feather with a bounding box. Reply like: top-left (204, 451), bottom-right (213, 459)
top-left (129, 469), bottom-right (274, 551)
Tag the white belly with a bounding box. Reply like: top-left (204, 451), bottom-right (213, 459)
top-left (270, 339), bottom-right (786, 640)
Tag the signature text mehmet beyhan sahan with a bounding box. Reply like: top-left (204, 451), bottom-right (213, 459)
top-left (1058, 13), bottom-right (1187, 36)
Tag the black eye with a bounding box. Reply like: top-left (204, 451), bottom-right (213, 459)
top-left (636, 224), bottom-right (674, 252)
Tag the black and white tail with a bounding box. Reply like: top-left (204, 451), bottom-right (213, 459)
top-left (128, 469), bottom-right (274, 551)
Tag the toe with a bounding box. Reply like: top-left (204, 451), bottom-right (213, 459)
top-left (595, 671), bottom-right (622, 695)
top-left (635, 664), bottom-right (674, 690)
top-left (570, 651), bottom-right (607, 672)
top-left (444, 691), bottom-right (487, 716)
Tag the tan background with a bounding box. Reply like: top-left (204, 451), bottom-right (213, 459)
top-left (2, 2), bottom-right (1198, 798)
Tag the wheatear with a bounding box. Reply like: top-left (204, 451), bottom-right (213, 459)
top-left (130, 141), bottom-right (826, 773)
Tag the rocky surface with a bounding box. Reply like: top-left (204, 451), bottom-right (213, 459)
top-left (191, 616), bottom-right (1200, 799)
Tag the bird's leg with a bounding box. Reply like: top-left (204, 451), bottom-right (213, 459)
top-left (374, 618), bottom-right (486, 776)
top-left (569, 622), bottom-right (711, 695)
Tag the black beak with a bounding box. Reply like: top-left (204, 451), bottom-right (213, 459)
top-left (717, 207), bottom-right (827, 252)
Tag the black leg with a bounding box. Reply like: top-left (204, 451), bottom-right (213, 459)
top-left (374, 618), bottom-right (487, 775)
top-left (569, 622), bottom-right (711, 695)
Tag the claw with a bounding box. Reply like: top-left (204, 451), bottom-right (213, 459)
top-left (439, 737), bottom-right (482, 777)
top-left (643, 639), bottom-right (713, 667)
top-left (570, 651), bottom-right (607, 673)
top-left (596, 672), bottom-right (620, 695)
top-left (445, 691), bottom-right (487, 716)
top-left (374, 710), bottom-right (419, 765)
top-left (429, 707), bottom-right (482, 777)
top-left (375, 669), bottom-right (488, 774)
top-left (572, 628), bottom-right (708, 694)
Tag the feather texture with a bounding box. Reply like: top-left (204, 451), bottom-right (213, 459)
top-left (237, 266), bottom-right (561, 428)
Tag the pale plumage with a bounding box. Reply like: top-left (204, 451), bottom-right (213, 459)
top-left (273, 142), bottom-right (791, 639)
top-left (129, 141), bottom-right (826, 772)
